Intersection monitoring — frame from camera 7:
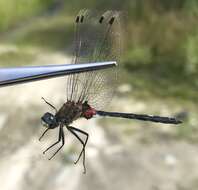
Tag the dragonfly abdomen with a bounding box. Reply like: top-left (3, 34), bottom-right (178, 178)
top-left (96, 110), bottom-right (182, 124)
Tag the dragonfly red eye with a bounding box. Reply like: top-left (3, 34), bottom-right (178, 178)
top-left (83, 108), bottom-right (96, 119)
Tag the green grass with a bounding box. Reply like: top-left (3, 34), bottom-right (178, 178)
top-left (1, 15), bottom-right (74, 51)
top-left (120, 63), bottom-right (198, 102)
top-left (0, 0), bottom-right (54, 31)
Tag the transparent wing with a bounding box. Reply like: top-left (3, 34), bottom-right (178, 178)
top-left (66, 10), bottom-right (122, 110)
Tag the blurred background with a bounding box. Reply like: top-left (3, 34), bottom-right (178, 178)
top-left (0, 0), bottom-right (198, 190)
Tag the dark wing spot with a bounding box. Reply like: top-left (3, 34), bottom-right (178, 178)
top-left (99, 16), bottom-right (104, 24)
top-left (109, 17), bottom-right (115, 25)
top-left (80, 15), bottom-right (84, 23)
top-left (75, 15), bottom-right (80, 23)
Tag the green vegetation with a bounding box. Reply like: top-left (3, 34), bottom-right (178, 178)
top-left (0, 0), bottom-right (54, 31)
top-left (120, 1), bottom-right (198, 101)
top-left (10, 15), bottom-right (74, 50)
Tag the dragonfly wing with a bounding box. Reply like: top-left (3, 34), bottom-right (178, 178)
top-left (66, 10), bottom-right (122, 110)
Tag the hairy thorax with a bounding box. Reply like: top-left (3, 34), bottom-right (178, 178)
top-left (55, 101), bottom-right (83, 125)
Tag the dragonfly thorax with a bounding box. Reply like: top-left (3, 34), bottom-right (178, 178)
top-left (55, 101), bottom-right (96, 125)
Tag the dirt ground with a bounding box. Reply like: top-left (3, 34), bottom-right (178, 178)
top-left (0, 53), bottom-right (198, 190)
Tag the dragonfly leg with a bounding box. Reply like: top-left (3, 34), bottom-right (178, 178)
top-left (43, 126), bottom-right (62, 154)
top-left (39, 128), bottom-right (50, 141)
top-left (67, 126), bottom-right (89, 174)
top-left (42, 97), bottom-right (57, 113)
top-left (48, 127), bottom-right (65, 160)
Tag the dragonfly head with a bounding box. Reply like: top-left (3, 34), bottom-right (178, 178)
top-left (82, 101), bottom-right (96, 119)
top-left (41, 112), bottom-right (59, 129)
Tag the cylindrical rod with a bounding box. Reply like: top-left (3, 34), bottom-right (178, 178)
top-left (0, 61), bottom-right (117, 87)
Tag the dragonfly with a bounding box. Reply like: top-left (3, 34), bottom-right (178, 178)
top-left (39, 10), bottom-right (182, 173)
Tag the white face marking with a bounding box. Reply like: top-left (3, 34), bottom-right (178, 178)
top-left (41, 120), bottom-right (48, 127)
top-left (50, 116), bottom-right (54, 120)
